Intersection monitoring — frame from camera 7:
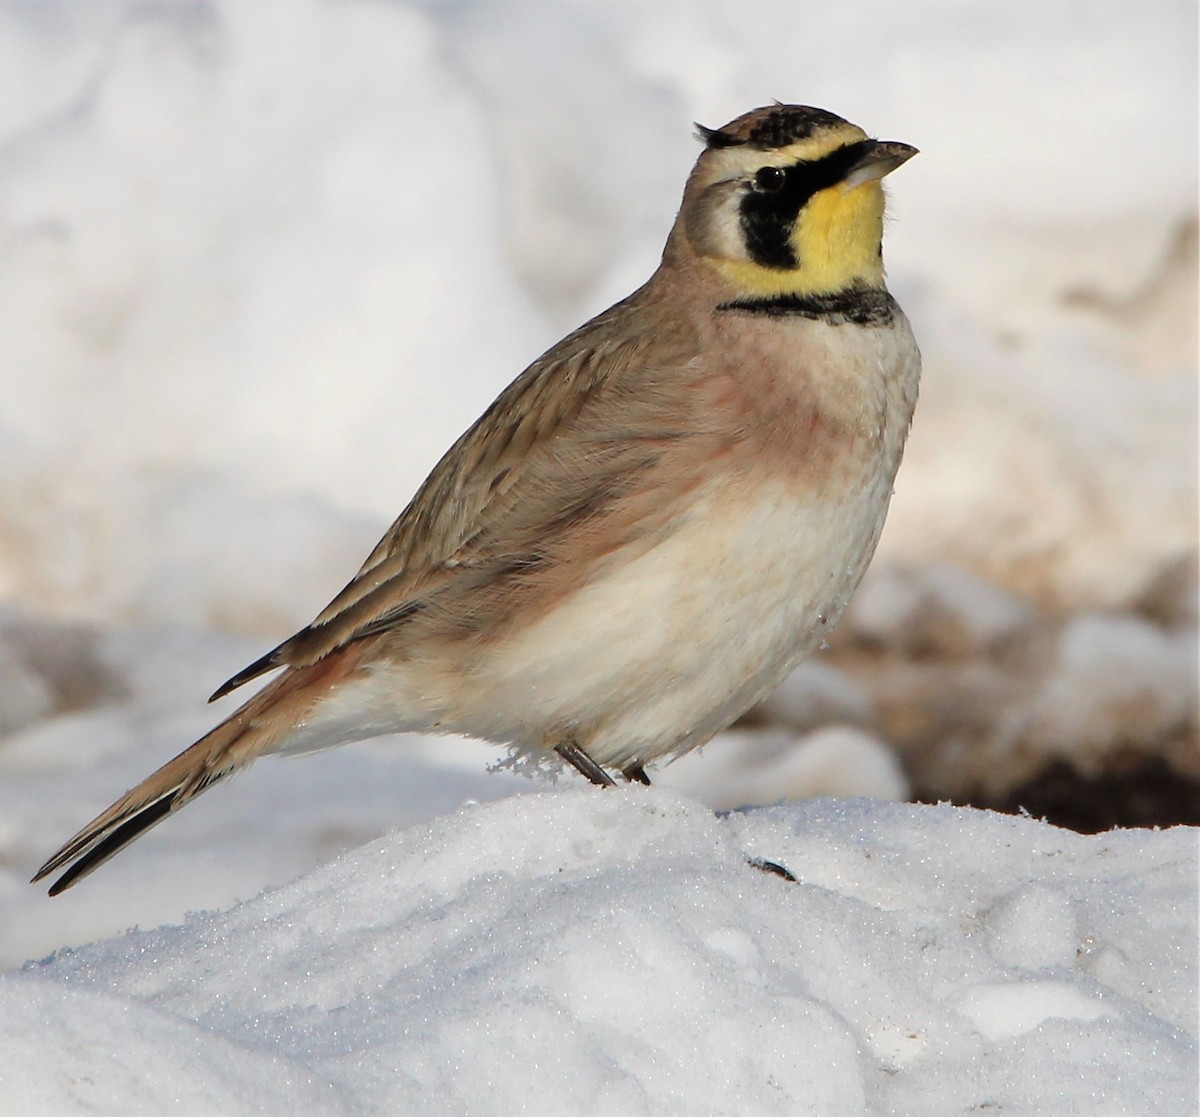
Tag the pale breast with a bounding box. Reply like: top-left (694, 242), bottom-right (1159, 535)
top-left (435, 311), bottom-right (920, 769)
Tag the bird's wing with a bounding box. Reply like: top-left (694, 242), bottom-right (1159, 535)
top-left (212, 298), bottom-right (714, 699)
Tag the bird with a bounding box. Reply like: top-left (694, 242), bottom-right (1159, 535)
top-left (34, 103), bottom-right (919, 895)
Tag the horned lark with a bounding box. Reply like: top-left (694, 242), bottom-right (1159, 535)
top-left (35, 104), bottom-right (919, 894)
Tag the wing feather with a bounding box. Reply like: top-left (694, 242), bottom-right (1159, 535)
top-left (213, 296), bottom-right (708, 696)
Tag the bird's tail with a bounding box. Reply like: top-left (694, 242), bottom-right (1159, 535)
top-left (32, 653), bottom-right (359, 895)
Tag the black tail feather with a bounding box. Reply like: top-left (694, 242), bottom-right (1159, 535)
top-left (42, 793), bottom-right (178, 896)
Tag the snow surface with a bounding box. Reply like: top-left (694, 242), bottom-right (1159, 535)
top-left (0, 0), bottom-right (1196, 1112)
top-left (5, 793), bottom-right (1197, 1116)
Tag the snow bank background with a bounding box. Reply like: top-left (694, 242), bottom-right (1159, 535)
top-left (0, 0), bottom-right (1194, 627)
top-left (0, 1), bottom-right (1196, 1111)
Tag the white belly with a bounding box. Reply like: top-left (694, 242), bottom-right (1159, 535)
top-left (451, 473), bottom-right (893, 769)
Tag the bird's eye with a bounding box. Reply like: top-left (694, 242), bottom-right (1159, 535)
top-left (754, 166), bottom-right (786, 193)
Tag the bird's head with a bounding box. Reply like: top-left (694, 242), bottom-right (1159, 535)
top-left (675, 104), bottom-right (917, 299)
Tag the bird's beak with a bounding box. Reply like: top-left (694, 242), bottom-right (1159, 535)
top-left (840, 140), bottom-right (919, 191)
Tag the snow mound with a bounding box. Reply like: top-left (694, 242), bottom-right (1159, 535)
top-left (6, 792), bottom-right (1196, 1115)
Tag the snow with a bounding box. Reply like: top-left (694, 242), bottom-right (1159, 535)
top-left (1023, 613), bottom-right (1200, 770)
top-left (0, 0), bottom-right (1196, 1112)
top-left (842, 561), bottom-right (1037, 659)
top-left (0, 0), bottom-right (1194, 627)
top-left (824, 559), bottom-right (1199, 802)
top-left (664, 725), bottom-right (911, 808)
top-left (4, 793), bottom-right (1196, 1115)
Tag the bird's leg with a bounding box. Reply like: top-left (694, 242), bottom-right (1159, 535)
top-left (555, 742), bottom-right (616, 787)
top-left (623, 764), bottom-right (651, 786)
